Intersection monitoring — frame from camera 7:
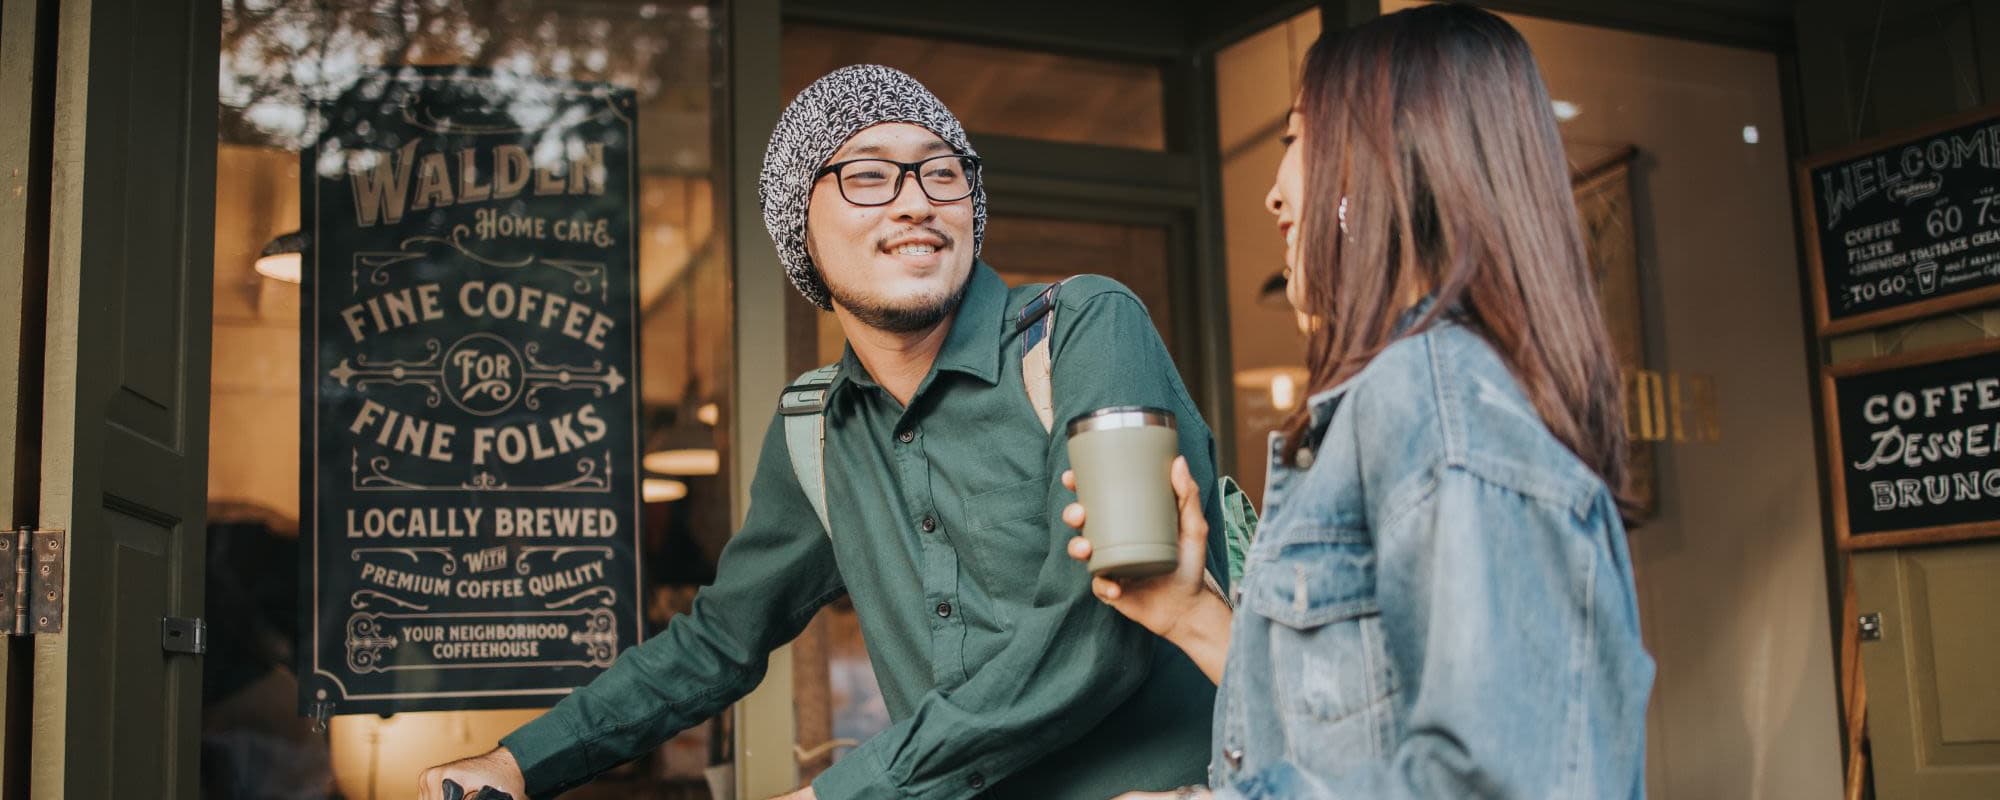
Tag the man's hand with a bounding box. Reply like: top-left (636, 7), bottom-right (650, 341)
top-left (417, 747), bottom-right (526, 800)
top-left (770, 787), bottom-right (818, 800)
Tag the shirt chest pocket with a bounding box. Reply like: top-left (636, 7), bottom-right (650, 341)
top-left (962, 477), bottom-right (1048, 532)
top-left (1238, 536), bottom-right (1396, 735)
top-left (958, 477), bottom-right (1051, 605)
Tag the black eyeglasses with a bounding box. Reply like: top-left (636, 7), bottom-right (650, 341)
top-left (814, 154), bottom-right (982, 207)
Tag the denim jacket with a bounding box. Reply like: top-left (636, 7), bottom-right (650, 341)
top-left (1211, 318), bottom-right (1654, 799)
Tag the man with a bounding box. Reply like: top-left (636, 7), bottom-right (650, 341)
top-left (421, 65), bottom-right (1223, 800)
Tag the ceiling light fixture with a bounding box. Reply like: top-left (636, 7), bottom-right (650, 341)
top-left (254, 230), bottom-right (307, 283)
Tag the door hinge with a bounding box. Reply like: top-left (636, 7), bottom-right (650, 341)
top-left (1858, 612), bottom-right (1883, 642)
top-left (160, 616), bottom-right (206, 655)
top-left (0, 527), bottom-right (66, 636)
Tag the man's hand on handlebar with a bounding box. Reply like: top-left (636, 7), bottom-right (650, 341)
top-left (418, 747), bottom-right (526, 800)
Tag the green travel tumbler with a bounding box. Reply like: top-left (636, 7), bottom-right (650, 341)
top-left (1067, 406), bottom-right (1180, 578)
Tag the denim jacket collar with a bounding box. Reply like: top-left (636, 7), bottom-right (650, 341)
top-left (1299, 296), bottom-right (1444, 436)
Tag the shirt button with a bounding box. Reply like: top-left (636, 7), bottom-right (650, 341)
top-left (921, 515), bottom-right (937, 533)
top-left (898, 429), bottom-right (914, 443)
top-left (1224, 747), bottom-right (1244, 770)
top-left (935, 602), bottom-right (953, 618)
top-left (967, 772), bottom-right (986, 791)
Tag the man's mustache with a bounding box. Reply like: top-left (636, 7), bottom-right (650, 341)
top-left (876, 227), bottom-right (955, 251)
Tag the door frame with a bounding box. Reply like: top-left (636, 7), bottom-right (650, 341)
top-left (0, 0), bottom-right (58, 794)
top-left (723, 6), bottom-right (1240, 789)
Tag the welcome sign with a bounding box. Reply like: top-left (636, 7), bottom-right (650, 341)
top-left (1800, 105), bottom-right (2000, 335)
top-left (300, 67), bottom-right (644, 715)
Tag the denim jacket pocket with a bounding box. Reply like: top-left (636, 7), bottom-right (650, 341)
top-left (1239, 539), bottom-right (1378, 630)
top-left (1236, 538), bottom-right (1397, 768)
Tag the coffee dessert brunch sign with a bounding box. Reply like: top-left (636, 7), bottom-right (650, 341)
top-left (300, 67), bottom-right (643, 715)
top-left (1825, 340), bottom-right (2000, 550)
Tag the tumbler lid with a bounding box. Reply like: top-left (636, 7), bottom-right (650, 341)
top-left (1066, 405), bottom-right (1175, 436)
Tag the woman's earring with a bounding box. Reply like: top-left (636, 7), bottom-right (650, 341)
top-left (1337, 195), bottom-right (1350, 236)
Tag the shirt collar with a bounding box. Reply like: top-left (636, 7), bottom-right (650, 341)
top-left (932, 261), bottom-right (1008, 385)
top-left (830, 260), bottom-right (1008, 397)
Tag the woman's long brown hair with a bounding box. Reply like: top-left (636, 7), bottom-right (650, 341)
top-left (1283, 3), bottom-right (1631, 507)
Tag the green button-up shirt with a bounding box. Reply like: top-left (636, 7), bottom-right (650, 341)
top-left (503, 263), bottom-right (1225, 799)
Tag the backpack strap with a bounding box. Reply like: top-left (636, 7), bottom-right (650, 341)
top-left (1015, 279), bottom-right (1069, 434)
top-left (1015, 278), bottom-right (1244, 604)
top-left (779, 364), bottom-right (841, 536)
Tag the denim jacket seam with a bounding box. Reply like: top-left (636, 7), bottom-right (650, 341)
top-left (1409, 465), bottom-right (1598, 798)
top-left (1452, 449), bottom-right (1598, 513)
top-left (1422, 331), bottom-right (1469, 462)
top-left (1421, 326), bottom-right (1606, 520)
top-left (1561, 533), bottom-right (1600, 799)
top-left (1340, 373), bottom-right (1451, 535)
top-left (1362, 618), bottom-right (1393, 756)
top-left (1431, 460), bottom-right (1606, 543)
top-left (1374, 467), bottom-right (1442, 540)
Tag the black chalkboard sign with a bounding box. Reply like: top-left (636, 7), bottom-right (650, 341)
top-left (1824, 340), bottom-right (2000, 550)
top-left (299, 67), bottom-right (644, 715)
top-left (1800, 105), bottom-right (2000, 335)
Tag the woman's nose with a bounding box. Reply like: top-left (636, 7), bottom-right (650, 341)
top-left (1265, 182), bottom-right (1284, 216)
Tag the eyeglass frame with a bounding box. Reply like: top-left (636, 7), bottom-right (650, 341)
top-left (812, 154), bottom-right (983, 207)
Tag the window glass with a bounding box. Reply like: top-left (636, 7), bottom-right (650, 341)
top-left (783, 23), bottom-right (1168, 151)
top-left (208, 2), bottom-right (733, 796)
top-left (1216, 9), bottom-right (1320, 503)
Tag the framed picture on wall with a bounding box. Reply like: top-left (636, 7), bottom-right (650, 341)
top-left (1797, 103), bottom-right (2000, 336)
top-left (1821, 337), bottom-right (2000, 550)
top-left (1573, 144), bottom-right (1658, 520)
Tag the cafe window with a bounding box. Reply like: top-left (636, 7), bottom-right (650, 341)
top-left (208, 1), bottom-right (733, 797)
top-left (1215, 8), bottom-right (1319, 503)
top-left (782, 23), bottom-right (1169, 151)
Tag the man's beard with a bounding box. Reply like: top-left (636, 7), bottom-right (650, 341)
top-left (827, 270), bottom-right (968, 334)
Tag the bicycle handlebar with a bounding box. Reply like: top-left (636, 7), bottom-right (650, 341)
top-left (441, 778), bottom-right (515, 800)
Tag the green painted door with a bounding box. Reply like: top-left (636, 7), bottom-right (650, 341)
top-left (24, 0), bottom-right (217, 796)
top-left (1853, 543), bottom-right (2000, 799)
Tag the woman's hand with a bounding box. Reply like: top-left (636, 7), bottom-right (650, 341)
top-left (1064, 456), bottom-right (1230, 683)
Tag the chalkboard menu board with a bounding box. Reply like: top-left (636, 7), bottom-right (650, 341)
top-left (1824, 340), bottom-right (2000, 550)
top-left (299, 67), bottom-right (644, 715)
top-left (1800, 105), bottom-right (2000, 335)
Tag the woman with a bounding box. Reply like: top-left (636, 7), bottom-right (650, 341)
top-left (1063, 5), bottom-right (1654, 797)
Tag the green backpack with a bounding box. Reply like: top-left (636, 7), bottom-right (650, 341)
top-left (777, 279), bottom-right (1260, 595)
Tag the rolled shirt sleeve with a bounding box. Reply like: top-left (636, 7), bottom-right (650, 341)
top-left (502, 413), bottom-right (845, 798)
